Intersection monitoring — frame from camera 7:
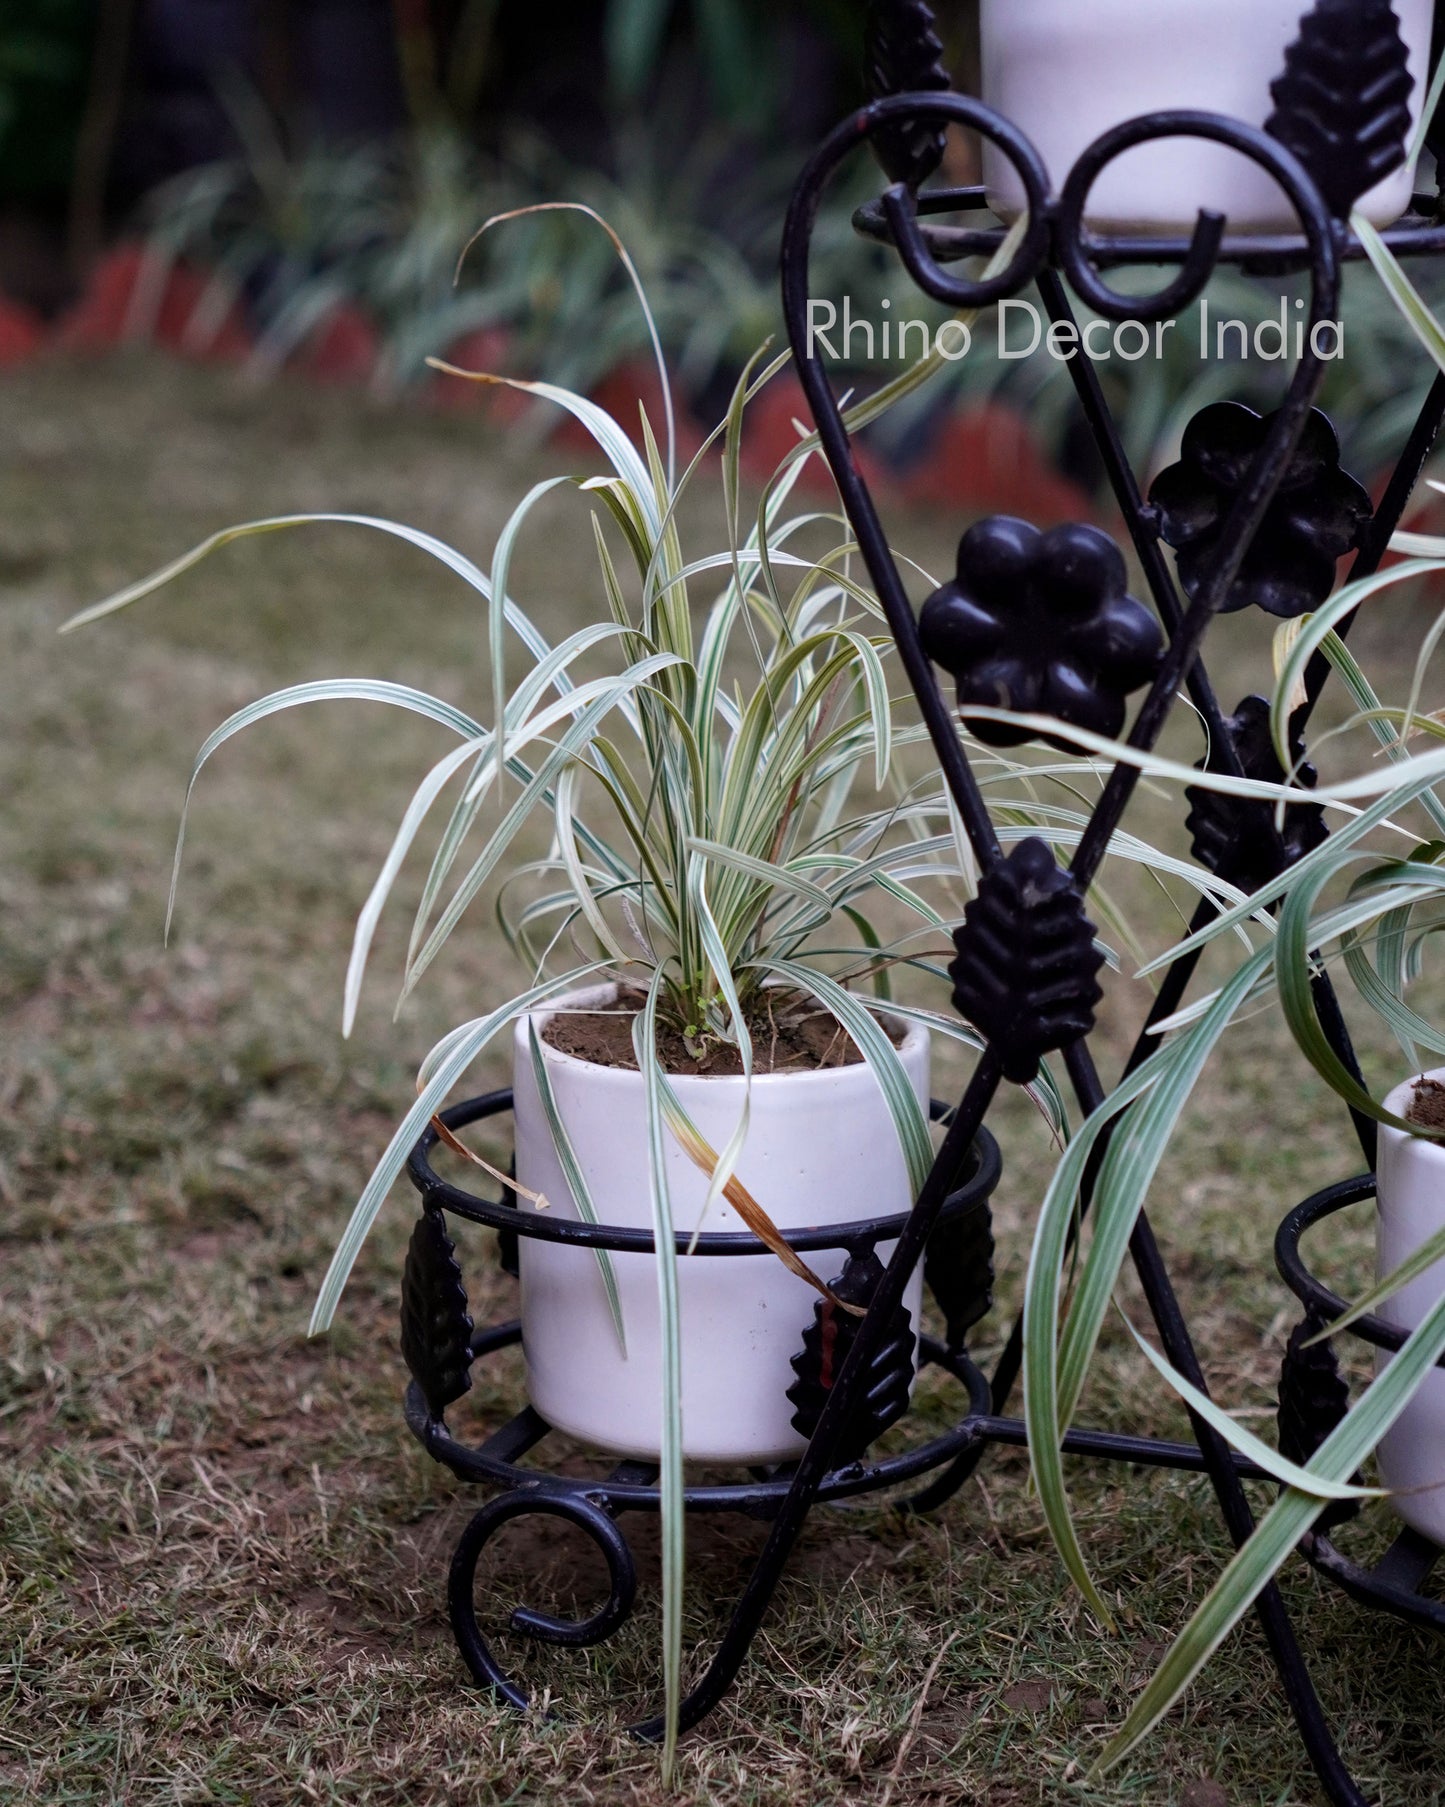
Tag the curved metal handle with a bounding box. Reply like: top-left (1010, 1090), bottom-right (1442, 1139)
top-left (1057, 109), bottom-right (1335, 322)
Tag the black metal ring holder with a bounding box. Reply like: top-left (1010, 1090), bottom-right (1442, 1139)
top-left (401, 1090), bottom-right (1004, 1708)
top-left (397, 8), bottom-right (1445, 1799)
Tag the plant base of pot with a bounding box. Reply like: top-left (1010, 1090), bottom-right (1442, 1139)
top-left (1375, 1066), bottom-right (1445, 1545)
top-left (980, 0), bottom-right (1433, 232)
top-left (511, 985), bottom-right (929, 1465)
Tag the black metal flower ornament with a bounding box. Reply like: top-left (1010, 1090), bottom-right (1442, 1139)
top-left (918, 516), bottom-right (1165, 749)
top-left (1150, 402), bottom-right (1371, 618)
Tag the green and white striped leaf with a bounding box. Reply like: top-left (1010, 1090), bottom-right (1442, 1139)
top-left (525, 1019), bottom-right (627, 1355)
top-left (632, 973), bottom-right (685, 1784)
top-left (310, 960), bottom-right (616, 1333)
top-left (166, 679), bottom-right (486, 940)
top-left (1096, 1277), bottom-right (1445, 1772)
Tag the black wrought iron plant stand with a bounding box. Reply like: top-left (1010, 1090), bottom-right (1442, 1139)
top-left (398, 6), bottom-right (1445, 1799)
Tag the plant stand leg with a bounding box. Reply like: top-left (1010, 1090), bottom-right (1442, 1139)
top-left (449, 1489), bottom-right (638, 1709)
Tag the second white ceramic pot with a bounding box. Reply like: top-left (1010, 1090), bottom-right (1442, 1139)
top-left (981, 0), bottom-right (1433, 231)
top-left (1375, 1065), bottom-right (1445, 1544)
top-left (511, 984), bottom-right (930, 1464)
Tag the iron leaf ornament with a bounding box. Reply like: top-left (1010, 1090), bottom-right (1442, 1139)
top-left (948, 836), bottom-right (1105, 1085)
top-left (918, 517), bottom-right (1164, 750)
top-left (924, 1185), bottom-right (996, 1355)
top-left (787, 1248), bottom-right (916, 1466)
top-left (1186, 694), bottom-right (1329, 891)
top-left (1150, 403), bottom-right (1371, 619)
top-left (1425, 0), bottom-right (1445, 172)
top-left (400, 1208), bottom-right (474, 1417)
top-left (1277, 1311), bottom-right (1358, 1529)
top-left (1265, 0), bottom-right (1414, 218)
top-left (863, 0), bottom-right (953, 188)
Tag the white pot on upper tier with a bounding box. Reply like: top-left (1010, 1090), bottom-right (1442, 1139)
top-left (980, 0), bottom-right (1433, 231)
top-left (511, 984), bottom-right (929, 1464)
top-left (1375, 1066), bottom-right (1445, 1544)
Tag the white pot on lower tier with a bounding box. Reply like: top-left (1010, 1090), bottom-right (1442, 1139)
top-left (1375, 1067), bottom-right (1445, 1544)
top-left (511, 984), bottom-right (929, 1464)
top-left (980, 0), bottom-right (1433, 232)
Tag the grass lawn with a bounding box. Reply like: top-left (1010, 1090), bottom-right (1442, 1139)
top-left (4, 353), bottom-right (1445, 1806)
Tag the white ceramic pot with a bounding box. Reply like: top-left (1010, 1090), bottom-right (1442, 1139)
top-left (1375, 1066), bottom-right (1445, 1544)
top-left (511, 984), bottom-right (930, 1463)
top-left (981, 0), bottom-right (1433, 231)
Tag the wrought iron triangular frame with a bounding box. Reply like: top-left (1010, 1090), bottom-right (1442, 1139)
top-left (625, 89), bottom-right (1445, 1807)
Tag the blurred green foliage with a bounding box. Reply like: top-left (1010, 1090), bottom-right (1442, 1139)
top-left (136, 109), bottom-right (946, 405)
top-left (0, 0), bottom-right (95, 201)
top-left (137, 107), bottom-right (1445, 492)
top-left (602, 0), bottom-right (861, 125)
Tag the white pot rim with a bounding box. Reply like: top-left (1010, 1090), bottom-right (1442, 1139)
top-left (523, 979), bottom-right (928, 1096)
top-left (1381, 1065), bottom-right (1445, 1171)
